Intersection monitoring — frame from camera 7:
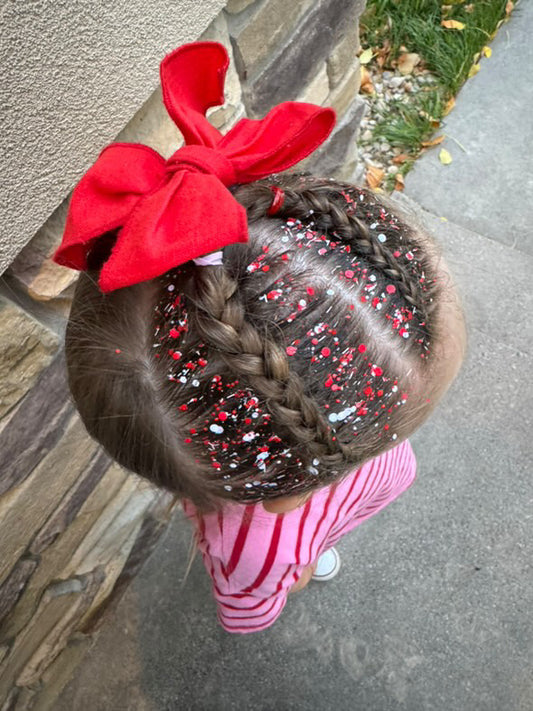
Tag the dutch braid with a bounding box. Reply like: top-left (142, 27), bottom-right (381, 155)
top-left (190, 266), bottom-right (353, 466)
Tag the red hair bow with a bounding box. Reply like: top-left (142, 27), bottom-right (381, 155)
top-left (54, 42), bottom-right (336, 292)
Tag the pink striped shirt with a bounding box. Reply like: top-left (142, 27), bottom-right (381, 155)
top-left (182, 439), bottom-right (416, 634)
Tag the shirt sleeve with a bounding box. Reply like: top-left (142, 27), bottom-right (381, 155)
top-left (210, 559), bottom-right (306, 634)
top-left (189, 503), bottom-right (310, 635)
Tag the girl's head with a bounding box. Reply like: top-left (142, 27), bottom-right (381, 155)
top-left (65, 174), bottom-right (465, 513)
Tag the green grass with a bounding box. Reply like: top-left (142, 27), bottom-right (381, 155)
top-left (360, 0), bottom-right (511, 188)
top-left (372, 87), bottom-right (445, 148)
top-left (361, 0), bottom-right (509, 94)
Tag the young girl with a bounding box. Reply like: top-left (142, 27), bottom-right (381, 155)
top-left (55, 42), bottom-right (466, 634)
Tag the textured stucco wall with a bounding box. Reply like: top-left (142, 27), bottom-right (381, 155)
top-left (0, 0), bottom-right (226, 273)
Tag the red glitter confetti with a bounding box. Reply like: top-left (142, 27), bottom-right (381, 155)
top-left (286, 346), bottom-right (297, 356)
top-left (372, 366), bottom-right (383, 376)
top-left (325, 376), bottom-right (334, 388)
top-left (386, 285), bottom-right (396, 294)
top-left (345, 269), bottom-right (354, 279)
top-left (306, 287), bottom-right (315, 296)
top-left (281, 254), bottom-right (289, 261)
top-left (218, 412), bottom-right (228, 421)
top-left (184, 438), bottom-right (192, 444)
top-left (358, 344), bottom-right (367, 353)
top-left (115, 349), bottom-right (121, 354)
top-left (169, 328), bottom-right (179, 338)
top-left (364, 386), bottom-right (373, 396)
top-left (321, 347), bottom-right (331, 357)
top-left (198, 358), bottom-right (208, 367)
top-left (179, 404), bottom-right (188, 411)
top-left (262, 265), bottom-right (270, 272)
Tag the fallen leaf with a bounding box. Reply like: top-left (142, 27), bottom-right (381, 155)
top-left (398, 52), bottom-right (421, 76)
top-left (392, 153), bottom-right (411, 165)
top-left (439, 148), bottom-right (453, 165)
top-left (468, 63), bottom-right (481, 78)
top-left (366, 166), bottom-right (385, 189)
top-left (506, 1), bottom-right (514, 15)
top-left (441, 19), bottom-right (465, 29)
top-left (394, 173), bottom-right (405, 191)
top-left (482, 45), bottom-right (492, 58)
top-left (360, 66), bottom-right (375, 94)
top-left (419, 110), bottom-right (440, 128)
top-left (464, 3), bottom-right (474, 12)
top-left (421, 134), bottom-right (445, 147)
top-left (443, 96), bottom-right (456, 115)
top-left (359, 48), bottom-right (373, 65)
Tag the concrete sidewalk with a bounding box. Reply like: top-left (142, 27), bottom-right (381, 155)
top-left (57, 6), bottom-right (532, 710)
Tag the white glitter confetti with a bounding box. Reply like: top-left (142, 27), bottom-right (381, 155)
top-left (243, 432), bottom-right (257, 442)
top-left (224, 485), bottom-right (232, 491)
top-left (192, 379), bottom-right (200, 387)
top-left (167, 284), bottom-right (175, 292)
top-left (378, 233), bottom-right (387, 243)
top-left (210, 424), bottom-right (224, 434)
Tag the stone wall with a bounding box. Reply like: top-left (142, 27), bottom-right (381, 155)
top-left (0, 1), bottom-right (366, 708)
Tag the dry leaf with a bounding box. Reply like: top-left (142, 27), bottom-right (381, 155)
top-left (419, 110), bottom-right (440, 128)
top-left (443, 96), bottom-right (456, 115)
top-left (468, 63), bottom-right (481, 78)
top-left (366, 166), bottom-right (385, 189)
top-left (506, 1), bottom-right (514, 15)
top-left (464, 3), bottom-right (474, 12)
top-left (421, 134), bottom-right (445, 147)
top-left (439, 148), bottom-right (453, 165)
top-left (482, 45), bottom-right (492, 58)
top-left (441, 19), bottom-right (465, 30)
top-left (360, 66), bottom-right (375, 94)
top-left (398, 52), bottom-right (421, 76)
top-left (359, 48), bottom-right (373, 65)
top-left (392, 153), bottom-right (411, 165)
top-left (394, 174), bottom-right (405, 192)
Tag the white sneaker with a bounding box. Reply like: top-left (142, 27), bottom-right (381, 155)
top-left (311, 547), bottom-right (341, 582)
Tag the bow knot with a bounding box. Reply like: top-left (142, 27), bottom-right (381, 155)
top-left (54, 41), bottom-right (336, 292)
top-left (166, 145), bottom-right (236, 186)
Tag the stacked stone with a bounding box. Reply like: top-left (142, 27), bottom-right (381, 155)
top-left (0, 1), bottom-right (366, 708)
top-left (225, 0), bottom-right (366, 179)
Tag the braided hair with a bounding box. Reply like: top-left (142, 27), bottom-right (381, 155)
top-left (66, 175), bottom-right (442, 513)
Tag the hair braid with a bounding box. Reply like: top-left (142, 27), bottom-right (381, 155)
top-left (238, 179), bottom-right (437, 325)
top-left (189, 267), bottom-right (351, 465)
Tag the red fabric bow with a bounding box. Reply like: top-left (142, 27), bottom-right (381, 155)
top-left (53, 42), bottom-right (336, 292)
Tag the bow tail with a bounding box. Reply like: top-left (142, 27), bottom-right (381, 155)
top-left (54, 144), bottom-right (166, 270)
top-left (99, 172), bottom-right (248, 292)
